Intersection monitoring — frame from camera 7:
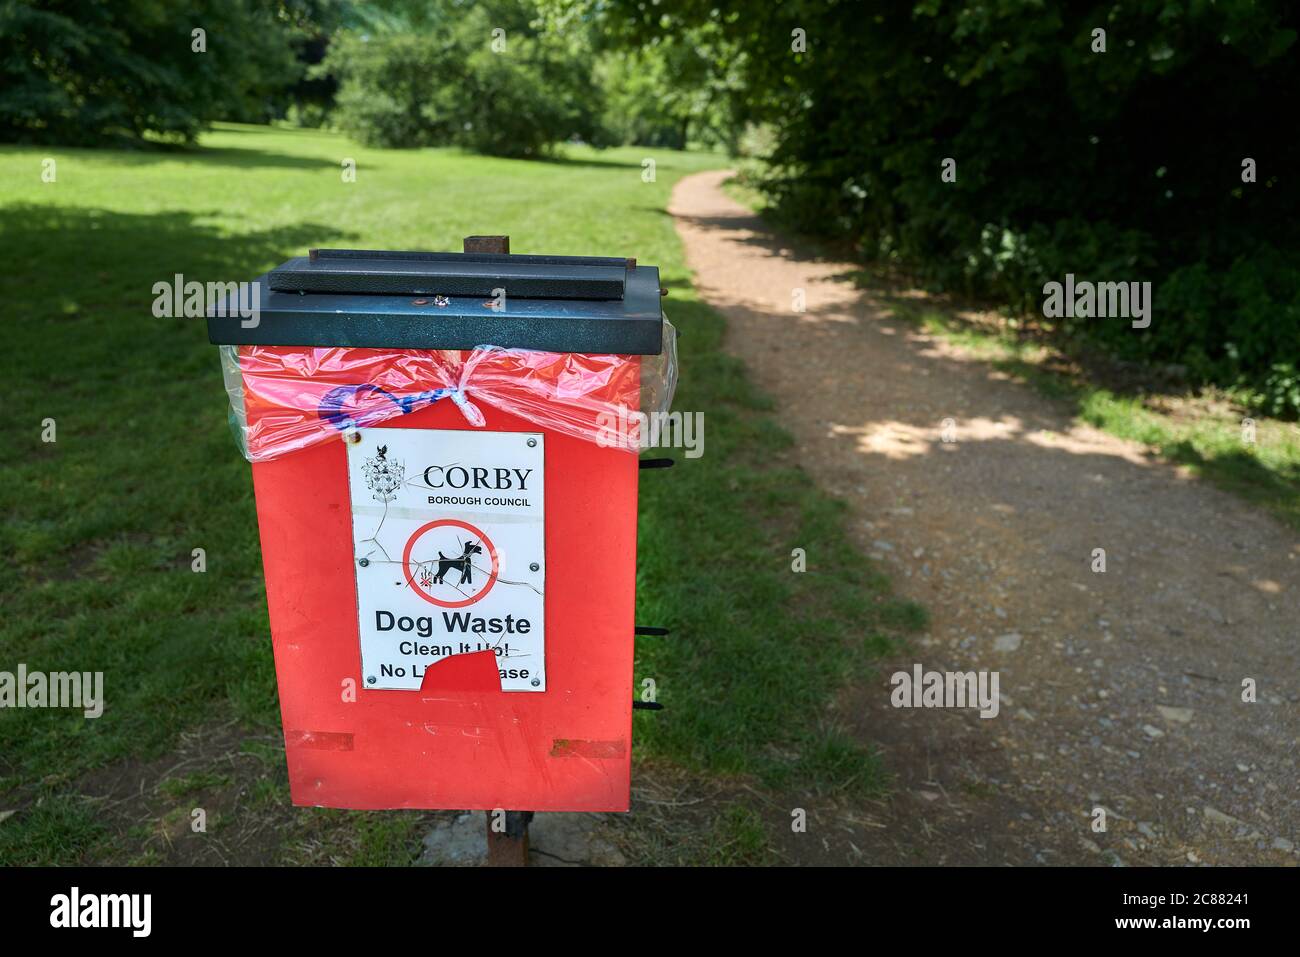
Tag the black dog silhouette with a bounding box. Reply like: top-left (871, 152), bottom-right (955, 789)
top-left (432, 539), bottom-right (483, 586)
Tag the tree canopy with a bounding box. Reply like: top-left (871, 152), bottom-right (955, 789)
top-left (596, 0), bottom-right (1300, 413)
top-left (0, 0), bottom-right (313, 144)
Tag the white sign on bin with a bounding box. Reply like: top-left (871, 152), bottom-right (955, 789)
top-left (345, 426), bottom-right (545, 691)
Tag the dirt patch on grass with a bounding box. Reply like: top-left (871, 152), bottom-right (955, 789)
top-left (21, 719), bottom-right (433, 866)
top-left (72, 720), bottom-right (295, 865)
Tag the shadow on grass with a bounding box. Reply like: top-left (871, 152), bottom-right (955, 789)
top-left (0, 204), bottom-right (359, 864)
top-left (542, 148), bottom-right (727, 172)
top-left (8, 131), bottom-right (344, 171)
top-left (0, 202), bottom-right (351, 333)
top-left (85, 143), bottom-right (340, 171)
top-left (535, 151), bottom-right (647, 170)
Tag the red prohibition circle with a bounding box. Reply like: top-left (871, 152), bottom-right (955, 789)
top-left (402, 519), bottom-right (499, 608)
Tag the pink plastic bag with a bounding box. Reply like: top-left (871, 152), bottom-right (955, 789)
top-left (220, 320), bottom-right (677, 461)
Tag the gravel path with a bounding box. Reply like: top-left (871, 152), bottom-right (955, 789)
top-left (670, 169), bottom-right (1299, 866)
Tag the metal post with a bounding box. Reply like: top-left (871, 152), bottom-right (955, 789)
top-left (464, 234), bottom-right (510, 255)
top-left (485, 810), bottom-right (533, 867)
top-left (463, 233), bottom-right (533, 868)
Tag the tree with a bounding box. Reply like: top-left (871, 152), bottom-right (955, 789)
top-left (597, 0), bottom-right (1300, 414)
top-left (0, 0), bottom-right (302, 145)
top-left (321, 0), bottom-right (606, 157)
top-left (595, 28), bottom-right (743, 150)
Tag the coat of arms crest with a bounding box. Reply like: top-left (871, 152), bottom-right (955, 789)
top-left (361, 444), bottom-right (404, 503)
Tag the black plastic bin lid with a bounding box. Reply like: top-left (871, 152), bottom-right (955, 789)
top-left (206, 248), bottom-right (664, 355)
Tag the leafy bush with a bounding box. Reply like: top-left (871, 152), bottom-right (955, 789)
top-left (1162, 251), bottom-right (1300, 417)
top-left (1254, 364), bottom-right (1300, 420)
top-left (595, 30), bottom-right (742, 150)
top-left (321, 4), bottom-right (604, 157)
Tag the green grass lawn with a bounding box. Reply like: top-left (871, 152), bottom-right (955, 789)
top-left (0, 125), bottom-right (922, 865)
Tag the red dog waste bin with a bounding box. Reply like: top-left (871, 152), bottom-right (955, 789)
top-left (208, 244), bottom-right (673, 814)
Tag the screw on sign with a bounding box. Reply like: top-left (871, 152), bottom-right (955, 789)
top-left (205, 233), bottom-right (676, 867)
